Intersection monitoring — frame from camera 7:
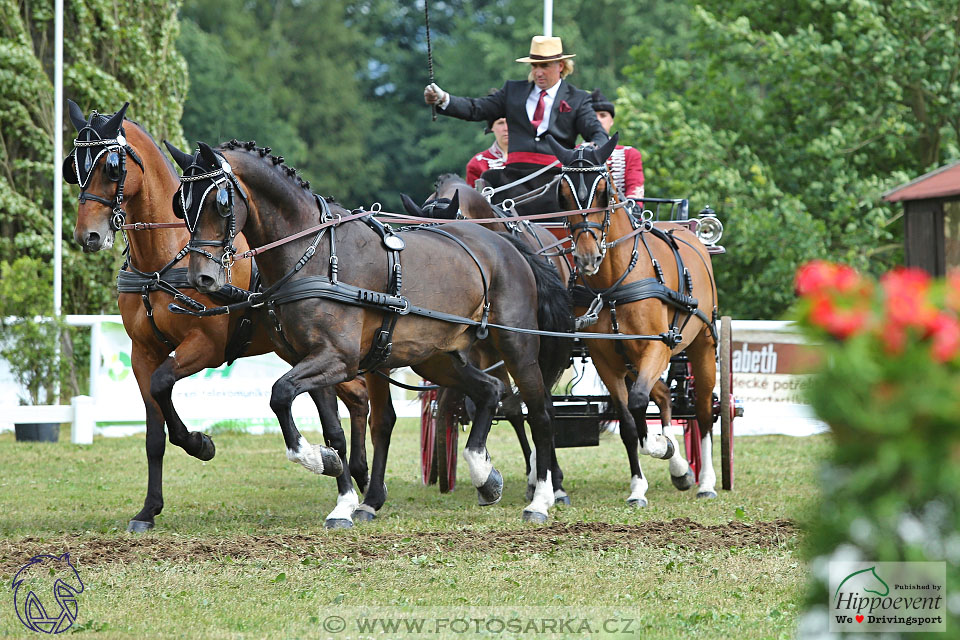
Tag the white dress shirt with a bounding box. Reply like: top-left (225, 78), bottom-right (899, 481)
top-left (525, 80), bottom-right (562, 135)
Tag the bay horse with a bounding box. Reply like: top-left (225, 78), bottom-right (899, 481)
top-left (65, 101), bottom-right (370, 531)
top-left (402, 174), bottom-right (682, 502)
top-left (174, 140), bottom-right (571, 523)
top-left (547, 134), bottom-right (720, 505)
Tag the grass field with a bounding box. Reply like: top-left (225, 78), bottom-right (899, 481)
top-left (0, 420), bottom-right (829, 639)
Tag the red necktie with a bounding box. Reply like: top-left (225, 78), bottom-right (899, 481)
top-left (531, 89), bottom-right (547, 130)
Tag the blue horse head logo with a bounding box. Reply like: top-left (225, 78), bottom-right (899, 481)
top-left (12, 553), bottom-right (84, 634)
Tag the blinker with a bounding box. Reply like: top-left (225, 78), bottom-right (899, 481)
top-left (216, 187), bottom-right (231, 217)
top-left (105, 152), bottom-right (122, 181)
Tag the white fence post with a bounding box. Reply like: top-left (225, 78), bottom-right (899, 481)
top-left (71, 395), bottom-right (94, 444)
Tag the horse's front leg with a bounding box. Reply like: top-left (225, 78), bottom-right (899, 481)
top-left (307, 387), bottom-right (359, 529)
top-left (650, 379), bottom-right (695, 491)
top-left (269, 354), bottom-right (345, 480)
top-left (353, 372), bottom-right (396, 522)
top-left (149, 341), bottom-right (220, 461)
top-left (128, 343), bottom-right (169, 533)
top-left (335, 378), bottom-right (370, 494)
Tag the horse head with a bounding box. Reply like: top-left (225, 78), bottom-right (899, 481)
top-left (12, 553), bottom-right (85, 634)
top-left (166, 140), bottom-right (249, 293)
top-left (547, 133), bottom-right (619, 275)
top-left (65, 100), bottom-right (148, 252)
top-left (401, 190), bottom-right (460, 220)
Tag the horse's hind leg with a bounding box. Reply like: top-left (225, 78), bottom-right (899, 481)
top-left (307, 387), bottom-right (359, 529)
top-left (418, 355), bottom-right (505, 508)
top-left (686, 331), bottom-right (719, 499)
top-left (650, 378), bottom-right (695, 491)
top-left (336, 378), bottom-right (370, 494)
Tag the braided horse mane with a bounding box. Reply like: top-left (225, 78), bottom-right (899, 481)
top-left (216, 139), bottom-right (338, 204)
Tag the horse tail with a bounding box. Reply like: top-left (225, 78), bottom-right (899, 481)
top-left (498, 233), bottom-right (574, 390)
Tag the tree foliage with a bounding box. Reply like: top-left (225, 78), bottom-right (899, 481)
top-left (619, 0), bottom-right (960, 318)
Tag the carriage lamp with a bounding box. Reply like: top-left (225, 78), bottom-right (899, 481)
top-left (696, 206), bottom-right (724, 245)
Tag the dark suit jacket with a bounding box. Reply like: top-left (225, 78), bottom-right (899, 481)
top-left (440, 79), bottom-right (608, 160)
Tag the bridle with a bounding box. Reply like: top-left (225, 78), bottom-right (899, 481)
top-left (561, 147), bottom-right (615, 263)
top-left (63, 118), bottom-right (144, 232)
top-left (174, 153), bottom-right (249, 282)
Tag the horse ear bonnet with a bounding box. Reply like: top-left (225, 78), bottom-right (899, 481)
top-left (62, 101), bottom-right (129, 188)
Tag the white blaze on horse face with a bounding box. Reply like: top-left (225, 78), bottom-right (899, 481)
top-left (286, 435), bottom-right (324, 475)
top-left (664, 424), bottom-right (690, 478)
top-left (525, 470), bottom-right (555, 516)
top-left (464, 447), bottom-right (494, 487)
top-left (325, 488), bottom-right (359, 523)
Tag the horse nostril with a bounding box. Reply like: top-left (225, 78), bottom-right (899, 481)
top-left (196, 274), bottom-right (216, 291)
top-left (84, 232), bottom-right (100, 249)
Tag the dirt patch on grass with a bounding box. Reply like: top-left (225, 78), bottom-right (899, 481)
top-left (0, 518), bottom-right (796, 574)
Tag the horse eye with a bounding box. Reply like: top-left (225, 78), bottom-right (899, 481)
top-left (216, 188), bottom-right (231, 217)
top-left (105, 152), bottom-right (122, 181)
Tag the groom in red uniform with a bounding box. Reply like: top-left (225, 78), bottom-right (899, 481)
top-left (425, 35), bottom-right (608, 213)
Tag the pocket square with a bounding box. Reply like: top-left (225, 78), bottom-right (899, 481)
top-left (558, 100), bottom-right (571, 113)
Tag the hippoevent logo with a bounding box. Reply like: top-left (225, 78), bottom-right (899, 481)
top-left (830, 562), bottom-right (945, 632)
top-left (11, 553), bottom-right (84, 634)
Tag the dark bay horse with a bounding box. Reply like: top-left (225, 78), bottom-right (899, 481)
top-left (176, 140), bottom-right (571, 523)
top-left (65, 102), bottom-right (370, 530)
top-left (402, 174), bottom-right (680, 502)
top-left (548, 134), bottom-right (720, 505)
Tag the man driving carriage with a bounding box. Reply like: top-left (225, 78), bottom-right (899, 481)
top-left (424, 35), bottom-right (608, 214)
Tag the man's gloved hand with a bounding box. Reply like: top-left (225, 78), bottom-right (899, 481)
top-left (424, 83), bottom-right (447, 105)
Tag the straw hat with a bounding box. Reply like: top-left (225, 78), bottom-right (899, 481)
top-left (516, 36), bottom-right (576, 63)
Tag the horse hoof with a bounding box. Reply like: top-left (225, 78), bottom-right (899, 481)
top-left (525, 484), bottom-right (536, 501)
top-left (657, 437), bottom-right (675, 460)
top-left (554, 492), bottom-right (571, 506)
top-left (324, 518), bottom-right (353, 530)
top-left (627, 497), bottom-right (648, 508)
top-left (352, 504), bottom-right (377, 522)
top-left (522, 510), bottom-right (548, 524)
top-left (477, 468), bottom-right (503, 506)
top-left (126, 519), bottom-right (154, 533)
top-left (196, 433), bottom-right (216, 461)
top-left (671, 469), bottom-right (696, 491)
top-left (320, 447), bottom-right (344, 478)
top-left (697, 490), bottom-right (718, 500)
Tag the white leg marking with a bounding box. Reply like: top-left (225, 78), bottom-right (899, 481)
top-left (698, 433), bottom-right (717, 495)
top-left (629, 474), bottom-right (649, 503)
top-left (325, 488), bottom-right (359, 523)
top-left (524, 471), bottom-right (554, 516)
top-left (639, 433), bottom-right (669, 458)
top-left (286, 435), bottom-right (324, 475)
top-left (463, 448), bottom-right (493, 488)
top-left (527, 449), bottom-right (537, 488)
top-left (664, 424), bottom-right (689, 477)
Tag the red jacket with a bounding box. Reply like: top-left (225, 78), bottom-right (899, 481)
top-left (607, 145), bottom-right (644, 199)
top-left (465, 143), bottom-right (507, 187)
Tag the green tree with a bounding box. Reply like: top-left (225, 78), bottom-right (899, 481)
top-left (1, 0), bottom-right (188, 395)
top-left (179, 0), bottom-right (376, 205)
top-left (618, 0), bottom-right (960, 318)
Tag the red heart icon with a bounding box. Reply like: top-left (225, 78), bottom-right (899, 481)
top-left (856, 615), bottom-right (864, 623)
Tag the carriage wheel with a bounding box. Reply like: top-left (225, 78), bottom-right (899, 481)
top-left (436, 408), bottom-right (458, 493)
top-left (420, 388), bottom-right (439, 485)
top-left (719, 315), bottom-right (734, 490)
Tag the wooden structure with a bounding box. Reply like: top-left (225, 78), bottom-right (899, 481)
top-left (883, 161), bottom-right (960, 275)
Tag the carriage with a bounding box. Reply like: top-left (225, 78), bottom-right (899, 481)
top-left (420, 197), bottom-right (741, 494)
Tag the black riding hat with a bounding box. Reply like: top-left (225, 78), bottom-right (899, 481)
top-left (590, 88), bottom-right (615, 118)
